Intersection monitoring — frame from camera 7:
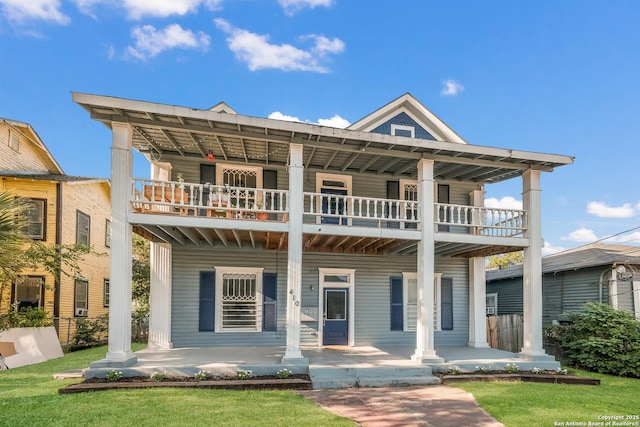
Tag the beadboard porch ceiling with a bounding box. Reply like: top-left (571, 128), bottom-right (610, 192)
top-left (132, 225), bottom-right (522, 258)
top-left (73, 93), bottom-right (574, 184)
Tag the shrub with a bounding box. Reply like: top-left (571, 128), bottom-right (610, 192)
top-left (546, 302), bottom-right (640, 378)
top-left (276, 368), bottom-right (292, 379)
top-left (150, 371), bottom-right (166, 381)
top-left (504, 363), bottom-right (519, 373)
top-left (0, 307), bottom-right (53, 331)
top-left (194, 370), bottom-right (211, 380)
top-left (105, 370), bottom-right (123, 382)
top-left (236, 369), bottom-right (253, 380)
top-left (67, 314), bottom-right (108, 351)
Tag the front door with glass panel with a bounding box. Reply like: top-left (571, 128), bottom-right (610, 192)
top-left (323, 288), bottom-right (349, 345)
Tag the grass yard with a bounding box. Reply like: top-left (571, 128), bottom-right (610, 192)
top-left (455, 370), bottom-right (640, 427)
top-left (0, 344), bottom-right (355, 427)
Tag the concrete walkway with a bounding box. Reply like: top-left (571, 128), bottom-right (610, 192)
top-left (298, 385), bottom-right (504, 427)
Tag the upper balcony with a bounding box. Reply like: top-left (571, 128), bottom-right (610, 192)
top-left (129, 178), bottom-right (528, 257)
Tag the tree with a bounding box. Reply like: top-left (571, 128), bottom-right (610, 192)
top-left (131, 234), bottom-right (150, 337)
top-left (0, 191), bottom-right (93, 315)
top-left (486, 251), bottom-right (523, 270)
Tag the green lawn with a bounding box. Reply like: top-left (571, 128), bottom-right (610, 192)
top-left (0, 344), bottom-right (354, 427)
top-left (455, 370), bottom-right (640, 427)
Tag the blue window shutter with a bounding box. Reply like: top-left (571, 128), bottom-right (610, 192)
top-left (386, 181), bottom-right (400, 229)
top-left (390, 277), bottom-right (403, 331)
top-left (199, 271), bottom-right (215, 332)
top-left (262, 273), bottom-right (277, 331)
top-left (441, 277), bottom-right (453, 330)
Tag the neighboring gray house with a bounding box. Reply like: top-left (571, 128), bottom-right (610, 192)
top-left (73, 92), bottom-right (573, 370)
top-left (486, 243), bottom-right (640, 324)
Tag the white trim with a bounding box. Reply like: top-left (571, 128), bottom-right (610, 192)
top-left (317, 267), bottom-right (355, 347)
top-left (213, 266), bottom-right (264, 333)
top-left (402, 272), bottom-right (443, 331)
top-left (315, 172), bottom-right (352, 226)
top-left (632, 280), bottom-right (640, 321)
top-left (215, 163), bottom-right (263, 188)
top-left (391, 124), bottom-right (415, 138)
top-left (486, 292), bottom-right (498, 316)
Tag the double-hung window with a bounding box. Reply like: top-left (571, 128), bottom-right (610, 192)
top-left (23, 199), bottom-right (46, 240)
top-left (215, 267), bottom-right (264, 332)
top-left (391, 273), bottom-right (453, 331)
top-left (76, 211), bottom-right (90, 246)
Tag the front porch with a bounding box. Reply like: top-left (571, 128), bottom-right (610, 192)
top-left (83, 345), bottom-right (560, 389)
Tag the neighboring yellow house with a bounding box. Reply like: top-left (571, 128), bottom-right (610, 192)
top-left (0, 118), bottom-right (111, 344)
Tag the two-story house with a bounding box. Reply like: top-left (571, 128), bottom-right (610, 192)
top-left (73, 92), bottom-right (573, 379)
top-left (0, 118), bottom-right (111, 344)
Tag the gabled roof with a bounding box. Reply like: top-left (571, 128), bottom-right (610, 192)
top-left (0, 118), bottom-right (64, 175)
top-left (486, 243), bottom-right (640, 281)
top-left (208, 102), bottom-right (237, 114)
top-left (72, 92), bottom-right (574, 184)
top-left (348, 93), bottom-right (468, 144)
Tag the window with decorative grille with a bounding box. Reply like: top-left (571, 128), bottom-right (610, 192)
top-left (216, 269), bottom-right (263, 332)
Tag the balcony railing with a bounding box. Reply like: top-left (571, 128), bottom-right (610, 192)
top-left (435, 203), bottom-right (527, 237)
top-left (129, 179), bottom-right (527, 237)
top-left (304, 192), bottom-right (420, 228)
top-left (131, 179), bottom-right (288, 220)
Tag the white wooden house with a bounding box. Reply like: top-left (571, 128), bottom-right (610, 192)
top-left (73, 92), bottom-right (573, 371)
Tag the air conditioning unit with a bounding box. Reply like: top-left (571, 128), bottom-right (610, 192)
top-left (486, 306), bottom-right (495, 315)
top-left (75, 308), bottom-right (88, 317)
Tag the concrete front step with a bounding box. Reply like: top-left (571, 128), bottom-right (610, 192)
top-left (309, 365), bottom-right (440, 389)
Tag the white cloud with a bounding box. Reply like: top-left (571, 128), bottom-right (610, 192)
top-left (542, 241), bottom-right (566, 257)
top-left (484, 196), bottom-right (522, 210)
top-left (587, 201), bottom-right (636, 218)
top-left (318, 114), bottom-right (349, 128)
top-left (215, 19), bottom-right (344, 73)
top-left (562, 227), bottom-right (598, 243)
top-left (126, 24), bottom-right (211, 60)
top-left (71, 0), bottom-right (222, 19)
top-left (278, 0), bottom-right (333, 15)
top-left (441, 79), bottom-right (464, 96)
top-left (268, 111), bottom-right (350, 128)
top-left (0, 0), bottom-right (69, 24)
top-left (268, 112), bottom-right (301, 123)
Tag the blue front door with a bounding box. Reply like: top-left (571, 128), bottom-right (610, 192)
top-left (323, 288), bottom-right (349, 345)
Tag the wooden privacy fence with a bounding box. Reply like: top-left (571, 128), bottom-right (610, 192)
top-left (486, 314), bottom-right (523, 353)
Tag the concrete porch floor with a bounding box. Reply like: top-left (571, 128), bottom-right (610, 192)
top-left (83, 345), bottom-right (560, 387)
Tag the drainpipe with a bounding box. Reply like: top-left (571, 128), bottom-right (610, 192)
top-left (53, 183), bottom-right (62, 329)
top-left (597, 265), bottom-right (614, 304)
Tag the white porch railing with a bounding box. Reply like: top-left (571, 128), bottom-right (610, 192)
top-left (131, 179), bottom-right (288, 219)
top-left (304, 192), bottom-right (420, 228)
top-left (129, 179), bottom-right (526, 237)
top-left (435, 203), bottom-right (527, 237)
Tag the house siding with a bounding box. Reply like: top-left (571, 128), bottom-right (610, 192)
top-left (171, 248), bottom-right (470, 348)
top-left (370, 112), bottom-right (436, 140)
top-left (0, 123), bottom-right (52, 172)
top-left (487, 265), bottom-right (638, 325)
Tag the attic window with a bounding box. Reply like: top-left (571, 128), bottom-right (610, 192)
top-left (391, 124), bottom-right (415, 138)
top-left (8, 131), bottom-right (19, 152)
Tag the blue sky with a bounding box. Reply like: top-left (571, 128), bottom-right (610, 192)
top-left (1, 0), bottom-right (639, 255)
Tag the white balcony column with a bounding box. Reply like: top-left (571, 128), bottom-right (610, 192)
top-left (520, 169), bottom-right (547, 358)
top-left (92, 122), bottom-right (136, 368)
top-left (148, 242), bottom-right (173, 349)
top-left (283, 143), bottom-right (305, 361)
top-left (412, 159), bottom-right (443, 362)
top-left (468, 189), bottom-right (490, 348)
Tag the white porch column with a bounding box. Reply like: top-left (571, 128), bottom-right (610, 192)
top-left (283, 143), bottom-right (304, 360)
top-left (93, 123), bottom-right (136, 367)
top-left (148, 242), bottom-right (173, 349)
top-left (468, 189), bottom-right (490, 348)
top-left (520, 169), bottom-right (547, 358)
top-left (412, 159), bottom-right (443, 362)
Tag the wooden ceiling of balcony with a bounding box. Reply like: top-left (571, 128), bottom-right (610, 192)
top-left (74, 93), bottom-right (573, 184)
top-left (133, 225), bottom-right (521, 258)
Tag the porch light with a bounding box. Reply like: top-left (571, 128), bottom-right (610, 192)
top-left (207, 150), bottom-right (215, 161)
